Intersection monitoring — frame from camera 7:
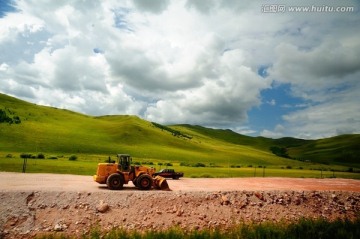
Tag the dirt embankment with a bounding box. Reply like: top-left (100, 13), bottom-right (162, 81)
top-left (0, 173), bottom-right (359, 239)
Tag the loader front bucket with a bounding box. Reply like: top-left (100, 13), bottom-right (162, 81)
top-left (153, 175), bottom-right (171, 191)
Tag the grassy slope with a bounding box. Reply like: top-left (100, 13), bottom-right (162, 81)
top-left (171, 124), bottom-right (316, 153)
top-left (0, 94), bottom-right (288, 167)
top-left (287, 134), bottom-right (360, 167)
top-left (0, 93), bottom-right (359, 170)
top-left (172, 124), bottom-right (360, 168)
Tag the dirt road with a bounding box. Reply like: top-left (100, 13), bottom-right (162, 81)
top-left (1, 172), bottom-right (359, 238)
top-left (1, 172), bottom-right (359, 192)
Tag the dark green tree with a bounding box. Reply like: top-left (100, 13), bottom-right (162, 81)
top-left (270, 146), bottom-right (290, 158)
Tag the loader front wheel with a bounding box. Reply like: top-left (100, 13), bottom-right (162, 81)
top-left (132, 178), bottom-right (138, 187)
top-left (137, 174), bottom-right (153, 190)
top-left (106, 173), bottom-right (124, 190)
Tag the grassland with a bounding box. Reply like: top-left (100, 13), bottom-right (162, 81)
top-left (0, 93), bottom-right (359, 178)
top-left (1, 153), bottom-right (359, 179)
top-left (37, 217), bottom-right (360, 239)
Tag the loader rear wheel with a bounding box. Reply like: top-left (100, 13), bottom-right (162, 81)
top-left (106, 173), bottom-right (124, 190)
top-left (137, 174), bottom-right (153, 190)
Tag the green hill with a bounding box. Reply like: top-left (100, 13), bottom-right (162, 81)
top-left (172, 124), bottom-right (360, 168)
top-left (171, 124), bottom-right (310, 150)
top-left (0, 93), bottom-right (359, 170)
top-left (287, 134), bottom-right (360, 167)
top-left (0, 93), bottom-right (282, 166)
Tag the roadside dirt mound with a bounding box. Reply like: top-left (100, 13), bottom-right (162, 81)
top-left (0, 173), bottom-right (359, 238)
top-left (1, 190), bottom-right (359, 238)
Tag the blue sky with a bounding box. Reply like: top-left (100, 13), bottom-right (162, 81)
top-left (249, 84), bottom-right (298, 133)
top-left (0, 0), bottom-right (16, 18)
top-left (0, 0), bottom-right (359, 139)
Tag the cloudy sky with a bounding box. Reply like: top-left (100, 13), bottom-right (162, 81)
top-left (0, 0), bottom-right (359, 139)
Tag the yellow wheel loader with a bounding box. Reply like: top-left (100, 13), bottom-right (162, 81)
top-left (93, 154), bottom-right (169, 190)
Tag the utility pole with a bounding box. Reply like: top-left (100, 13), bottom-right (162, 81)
top-left (22, 156), bottom-right (28, 173)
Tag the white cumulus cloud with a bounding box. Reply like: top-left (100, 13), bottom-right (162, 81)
top-left (0, 0), bottom-right (359, 139)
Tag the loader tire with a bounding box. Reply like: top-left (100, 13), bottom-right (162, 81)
top-left (106, 173), bottom-right (124, 190)
top-left (137, 174), bottom-right (153, 190)
top-left (132, 178), bottom-right (138, 187)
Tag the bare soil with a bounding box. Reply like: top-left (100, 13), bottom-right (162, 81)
top-left (1, 172), bottom-right (359, 238)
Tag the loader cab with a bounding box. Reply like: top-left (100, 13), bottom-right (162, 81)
top-left (117, 154), bottom-right (131, 172)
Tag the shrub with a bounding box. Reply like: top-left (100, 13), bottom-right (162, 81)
top-left (165, 163), bottom-right (173, 166)
top-left (270, 146), bottom-right (290, 158)
top-left (286, 165), bottom-right (292, 169)
top-left (193, 162), bottom-right (206, 167)
top-left (13, 116), bottom-right (21, 124)
top-left (157, 162), bottom-right (163, 166)
top-left (6, 154), bottom-right (13, 158)
top-left (0, 109), bottom-right (13, 124)
top-left (0, 109), bottom-right (21, 124)
top-left (69, 155), bottom-right (77, 161)
top-left (20, 153), bottom-right (32, 159)
top-left (48, 156), bottom-right (58, 159)
top-left (37, 153), bottom-right (45, 159)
